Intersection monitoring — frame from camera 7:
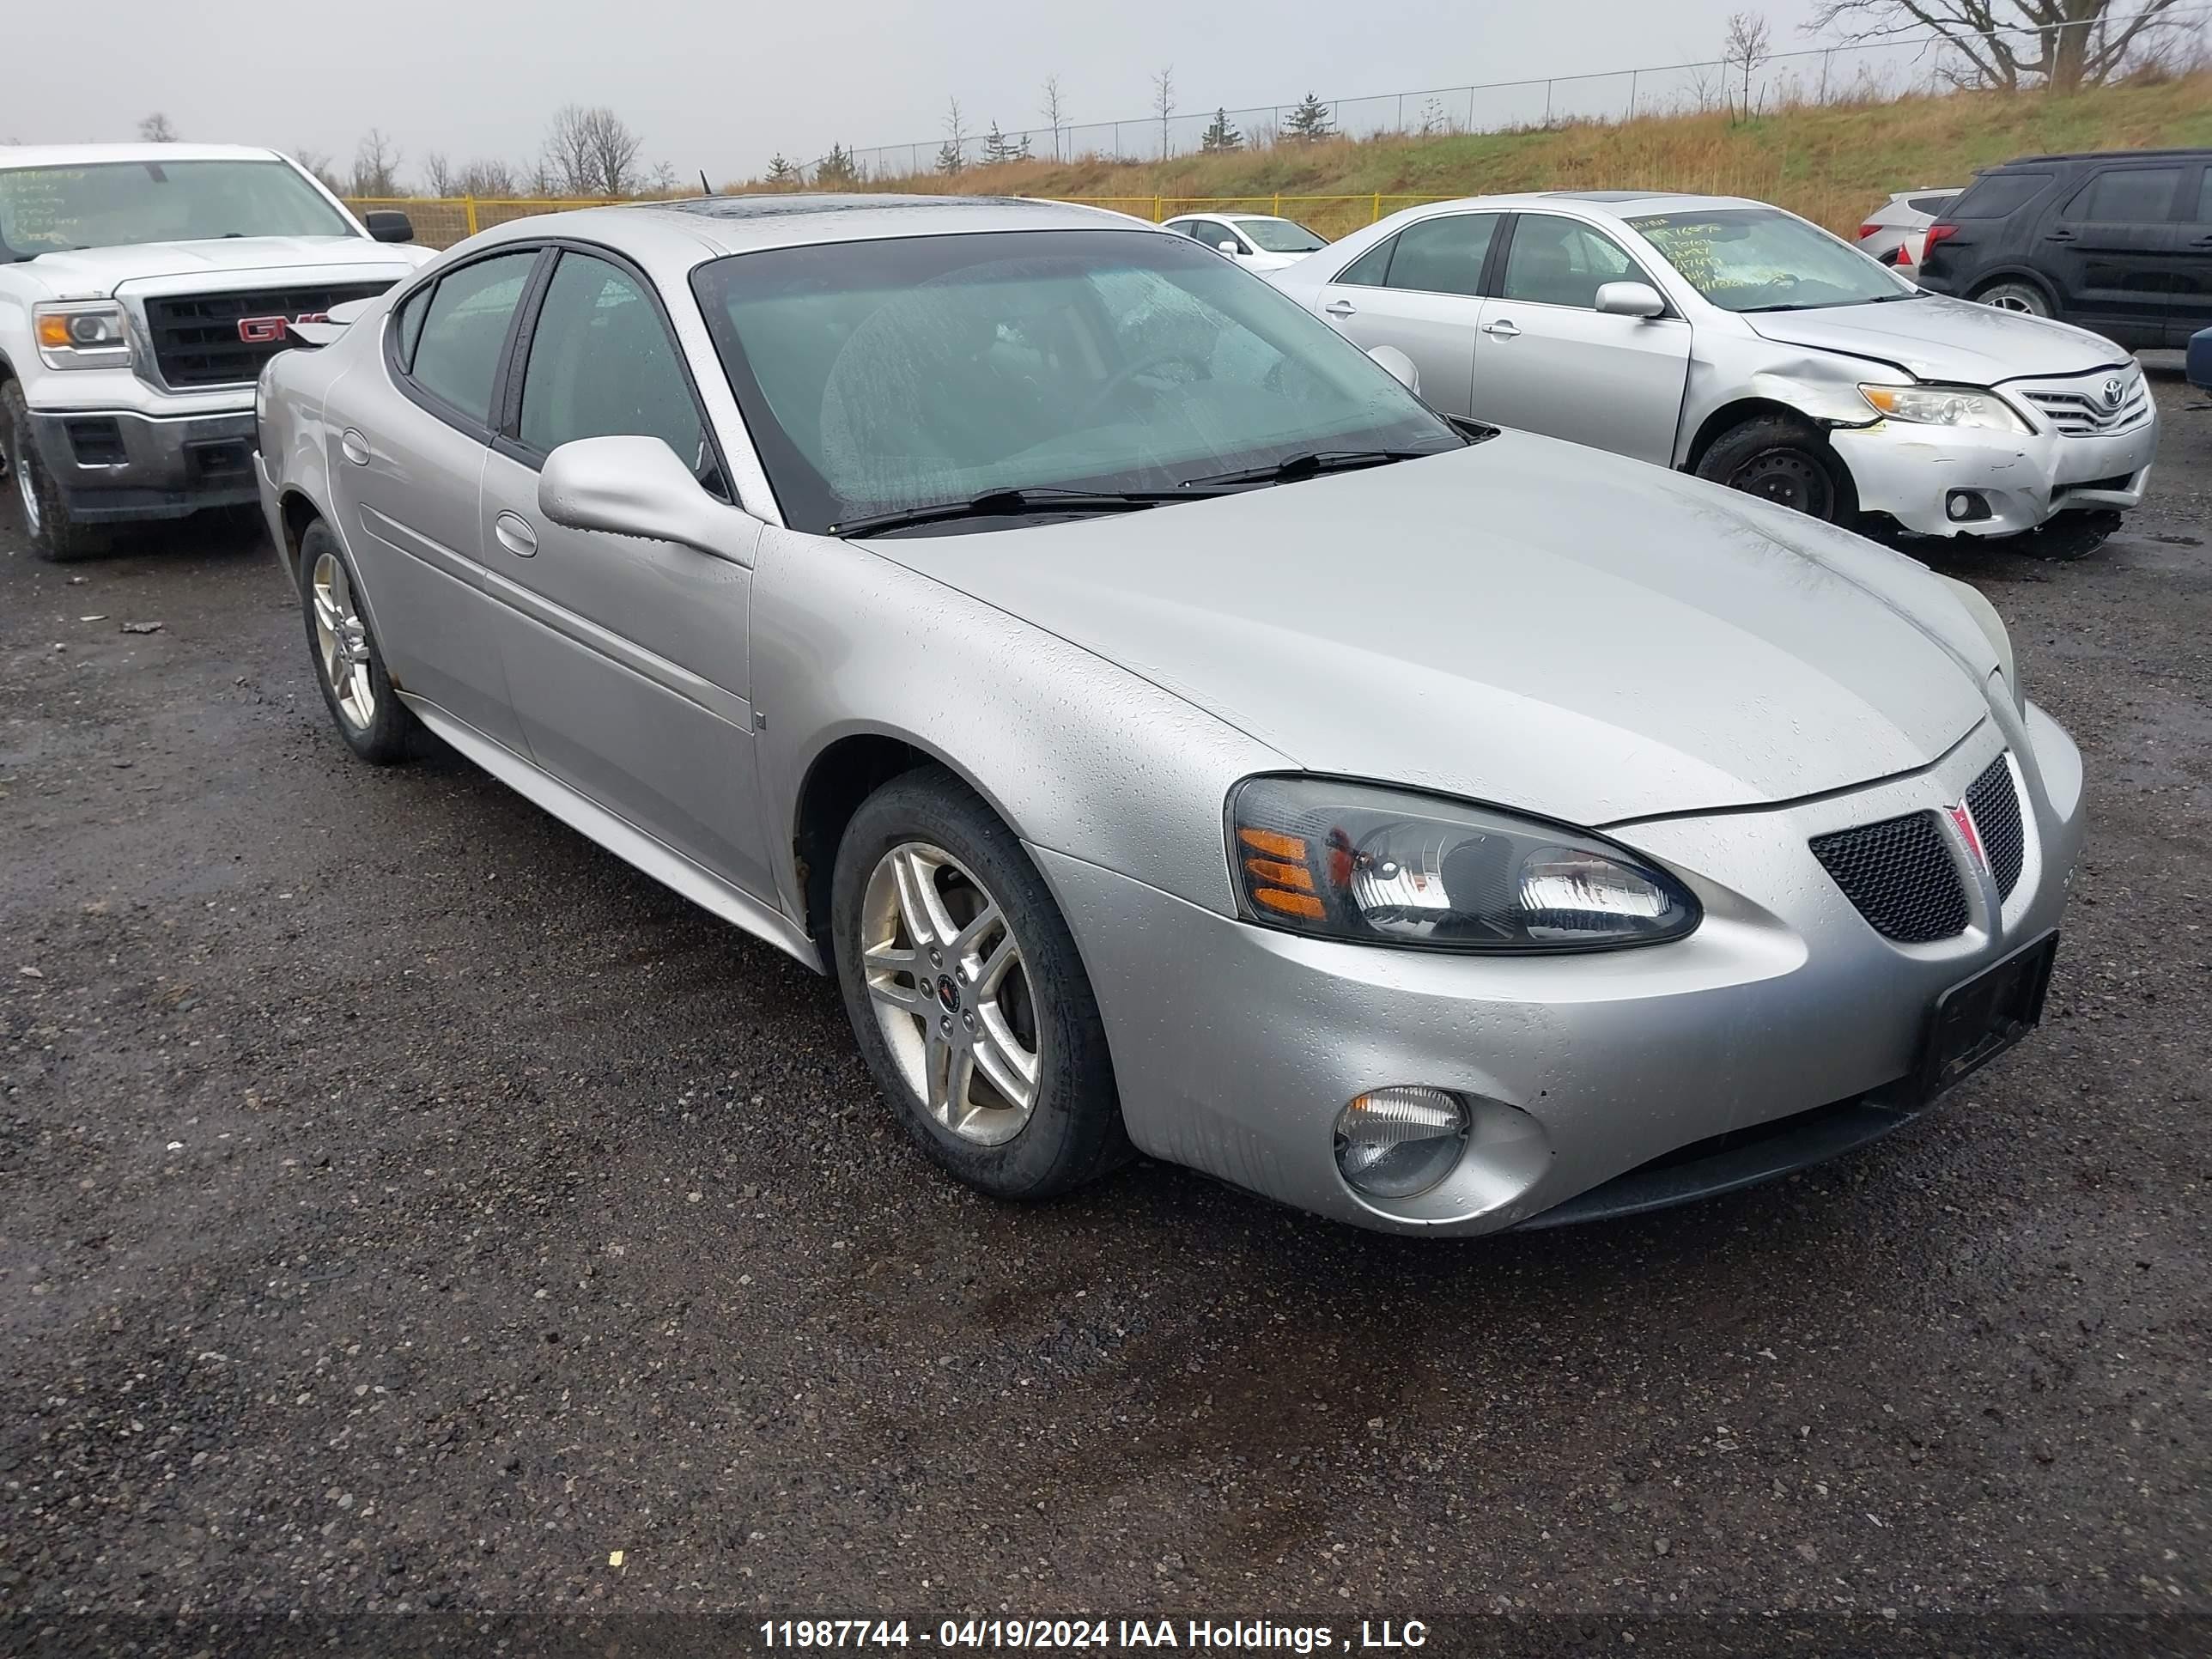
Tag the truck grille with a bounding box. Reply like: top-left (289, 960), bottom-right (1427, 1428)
top-left (1965, 754), bottom-right (2025, 900)
top-left (142, 282), bottom-right (395, 388)
top-left (2018, 373), bottom-right (2151, 437)
top-left (1809, 811), bottom-right (1968, 944)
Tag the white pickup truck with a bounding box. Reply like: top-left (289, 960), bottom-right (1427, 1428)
top-left (1, 143), bottom-right (434, 560)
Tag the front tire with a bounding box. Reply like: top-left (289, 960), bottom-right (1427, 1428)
top-left (1974, 279), bottom-right (2052, 318)
top-left (300, 519), bottom-right (416, 763)
top-left (831, 766), bottom-right (1129, 1200)
top-left (2, 379), bottom-right (106, 562)
top-left (1694, 414), bottom-right (1857, 526)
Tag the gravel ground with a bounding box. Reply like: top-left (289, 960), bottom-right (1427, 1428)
top-left (2, 368), bottom-right (2208, 1658)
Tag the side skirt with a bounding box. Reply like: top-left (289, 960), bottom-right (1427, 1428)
top-left (401, 694), bottom-right (827, 975)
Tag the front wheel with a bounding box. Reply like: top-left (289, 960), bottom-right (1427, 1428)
top-left (1694, 414), bottom-right (1857, 526)
top-left (831, 766), bottom-right (1129, 1200)
top-left (3, 379), bottom-right (106, 562)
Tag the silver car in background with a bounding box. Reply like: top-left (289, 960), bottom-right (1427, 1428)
top-left (1269, 191), bottom-right (2155, 544)
top-left (1856, 186), bottom-right (1963, 268)
top-left (256, 194), bottom-right (2083, 1235)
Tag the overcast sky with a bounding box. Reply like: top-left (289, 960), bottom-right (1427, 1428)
top-left (13, 0), bottom-right (1832, 183)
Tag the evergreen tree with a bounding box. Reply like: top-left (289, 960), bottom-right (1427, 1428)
top-left (1200, 107), bottom-right (1243, 153)
top-left (766, 153), bottom-right (801, 185)
top-left (935, 139), bottom-right (966, 175)
top-left (981, 123), bottom-right (1032, 165)
top-left (815, 143), bottom-right (860, 185)
top-left (1284, 92), bottom-right (1334, 143)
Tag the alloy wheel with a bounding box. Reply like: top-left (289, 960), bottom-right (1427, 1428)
top-left (310, 551), bottom-right (377, 730)
top-left (13, 439), bottom-right (39, 537)
top-left (860, 841), bottom-right (1042, 1146)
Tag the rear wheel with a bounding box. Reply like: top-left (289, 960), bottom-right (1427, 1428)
top-left (1694, 414), bottom-right (1857, 526)
top-left (1974, 279), bottom-right (2052, 318)
top-left (300, 519), bottom-right (416, 763)
top-left (831, 766), bottom-right (1129, 1200)
top-left (2, 379), bottom-right (105, 562)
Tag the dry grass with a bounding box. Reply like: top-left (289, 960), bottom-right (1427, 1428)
top-left (731, 73), bottom-right (2212, 238)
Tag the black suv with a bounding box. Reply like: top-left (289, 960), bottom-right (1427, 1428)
top-left (1917, 149), bottom-right (2212, 348)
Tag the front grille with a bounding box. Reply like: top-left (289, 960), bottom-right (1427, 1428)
top-left (1966, 754), bottom-right (2025, 899)
top-left (1810, 811), bottom-right (1969, 944)
top-left (2020, 374), bottom-right (2151, 438)
top-left (142, 282), bottom-right (394, 387)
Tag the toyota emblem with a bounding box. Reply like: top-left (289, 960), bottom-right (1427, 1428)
top-left (2100, 377), bottom-right (2124, 408)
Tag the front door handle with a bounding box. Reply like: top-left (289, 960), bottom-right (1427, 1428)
top-left (1482, 319), bottom-right (1521, 338)
top-left (493, 510), bottom-right (538, 557)
top-left (1323, 299), bottom-right (1357, 318)
top-left (339, 428), bottom-right (370, 466)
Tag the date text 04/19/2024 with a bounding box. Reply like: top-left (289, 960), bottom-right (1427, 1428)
top-left (757, 1621), bottom-right (1431, 1650)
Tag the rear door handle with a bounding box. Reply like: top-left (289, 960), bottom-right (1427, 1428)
top-left (1323, 299), bottom-right (1356, 318)
top-left (1482, 319), bottom-right (1521, 338)
top-left (339, 428), bottom-right (370, 466)
top-left (493, 511), bottom-right (538, 557)
top-left (2045, 228), bottom-right (2077, 243)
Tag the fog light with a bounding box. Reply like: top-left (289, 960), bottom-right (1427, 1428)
top-left (1334, 1087), bottom-right (1470, 1199)
top-left (1947, 489), bottom-right (1991, 523)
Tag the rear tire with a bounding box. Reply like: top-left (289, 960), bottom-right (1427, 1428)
top-left (831, 765), bottom-right (1130, 1200)
top-left (1694, 414), bottom-right (1858, 526)
top-left (2, 379), bottom-right (106, 562)
top-left (1973, 279), bottom-right (2052, 319)
top-left (300, 520), bottom-right (416, 763)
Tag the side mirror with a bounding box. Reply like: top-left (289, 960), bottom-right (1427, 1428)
top-left (1218, 240), bottom-right (1242, 255)
top-left (1366, 345), bottom-right (1420, 394)
top-left (364, 210), bottom-right (416, 245)
top-left (538, 434), bottom-right (745, 556)
top-left (1595, 280), bottom-right (1665, 319)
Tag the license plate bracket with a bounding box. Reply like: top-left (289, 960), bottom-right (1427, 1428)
top-left (1907, 931), bottom-right (2058, 1107)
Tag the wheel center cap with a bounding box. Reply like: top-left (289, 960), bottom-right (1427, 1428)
top-left (935, 975), bottom-right (961, 1013)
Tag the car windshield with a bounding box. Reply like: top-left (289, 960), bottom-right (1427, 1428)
top-left (0, 160), bottom-right (354, 259)
top-left (1627, 207), bottom-right (1913, 312)
top-left (1236, 218), bottom-right (1327, 253)
top-left (690, 227), bottom-right (1460, 534)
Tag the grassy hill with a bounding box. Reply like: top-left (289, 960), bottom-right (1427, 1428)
top-left (736, 73), bottom-right (2212, 240)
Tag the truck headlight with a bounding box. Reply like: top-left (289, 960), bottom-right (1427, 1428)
top-left (1228, 776), bottom-right (1701, 953)
top-left (1858, 382), bottom-right (2027, 433)
top-left (33, 302), bottom-right (133, 370)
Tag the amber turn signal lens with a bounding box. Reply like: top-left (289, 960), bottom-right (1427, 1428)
top-left (1252, 887), bottom-right (1324, 920)
top-left (36, 315), bottom-right (74, 349)
top-left (1243, 856), bottom-right (1313, 892)
top-left (1237, 827), bottom-right (1306, 861)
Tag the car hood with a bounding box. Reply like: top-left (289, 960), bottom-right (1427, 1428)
top-left (18, 236), bottom-right (426, 301)
top-left (874, 434), bottom-right (1998, 826)
top-left (1743, 294), bottom-right (2127, 385)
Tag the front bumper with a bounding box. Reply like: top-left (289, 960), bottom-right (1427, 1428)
top-left (1041, 698), bottom-right (2084, 1237)
top-left (1831, 404), bottom-right (2156, 538)
top-left (26, 404), bottom-right (260, 524)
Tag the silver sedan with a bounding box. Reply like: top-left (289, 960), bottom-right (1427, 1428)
top-left (255, 195), bottom-right (2084, 1235)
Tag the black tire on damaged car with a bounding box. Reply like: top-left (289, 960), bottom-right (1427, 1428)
top-left (1694, 412), bottom-right (1859, 527)
top-left (2, 378), bottom-right (106, 562)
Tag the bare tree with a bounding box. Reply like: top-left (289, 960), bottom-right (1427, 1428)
top-left (542, 105), bottom-right (647, 197)
top-left (1805, 0), bottom-right (2191, 92)
top-left (349, 130), bottom-right (404, 198)
top-left (937, 97), bottom-right (969, 175)
top-left (1152, 64), bottom-right (1176, 160)
top-left (420, 152), bottom-right (458, 196)
top-left (137, 112), bottom-right (178, 143)
top-left (459, 158), bottom-right (519, 198)
top-left (1724, 12), bottom-right (1773, 118)
top-left (1039, 75), bottom-right (1070, 161)
top-left (292, 149), bottom-right (343, 191)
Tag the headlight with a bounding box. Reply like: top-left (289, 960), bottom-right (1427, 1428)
top-left (1227, 776), bottom-right (1702, 952)
top-left (1858, 382), bottom-right (2027, 433)
top-left (33, 302), bottom-right (133, 370)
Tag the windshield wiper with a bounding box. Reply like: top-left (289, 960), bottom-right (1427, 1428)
top-left (830, 486), bottom-right (1198, 539)
top-left (1176, 447), bottom-right (1443, 489)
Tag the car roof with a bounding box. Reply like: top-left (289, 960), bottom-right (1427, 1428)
top-left (1398, 191), bottom-right (1772, 221)
top-left (1993, 148), bottom-right (2212, 167)
top-left (0, 143), bottom-right (291, 169)
top-left (467, 192), bottom-right (1158, 260)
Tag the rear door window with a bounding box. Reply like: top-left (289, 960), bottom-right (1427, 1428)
top-left (1383, 214), bottom-right (1499, 298)
top-left (1334, 234), bottom-right (1399, 287)
top-left (2068, 167), bottom-right (2184, 223)
top-left (404, 250), bottom-right (539, 424)
top-left (1948, 172), bottom-right (2052, 219)
top-left (2191, 167), bottom-right (2212, 225)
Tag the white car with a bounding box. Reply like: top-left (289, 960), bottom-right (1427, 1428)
top-left (1159, 211), bottom-right (1328, 272)
top-left (1857, 187), bottom-right (1963, 270)
top-left (0, 143), bottom-right (434, 560)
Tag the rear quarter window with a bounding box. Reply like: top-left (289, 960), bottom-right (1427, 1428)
top-left (1948, 172), bottom-right (2053, 220)
top-left (1906, 193), bottom-right (1959, 216)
